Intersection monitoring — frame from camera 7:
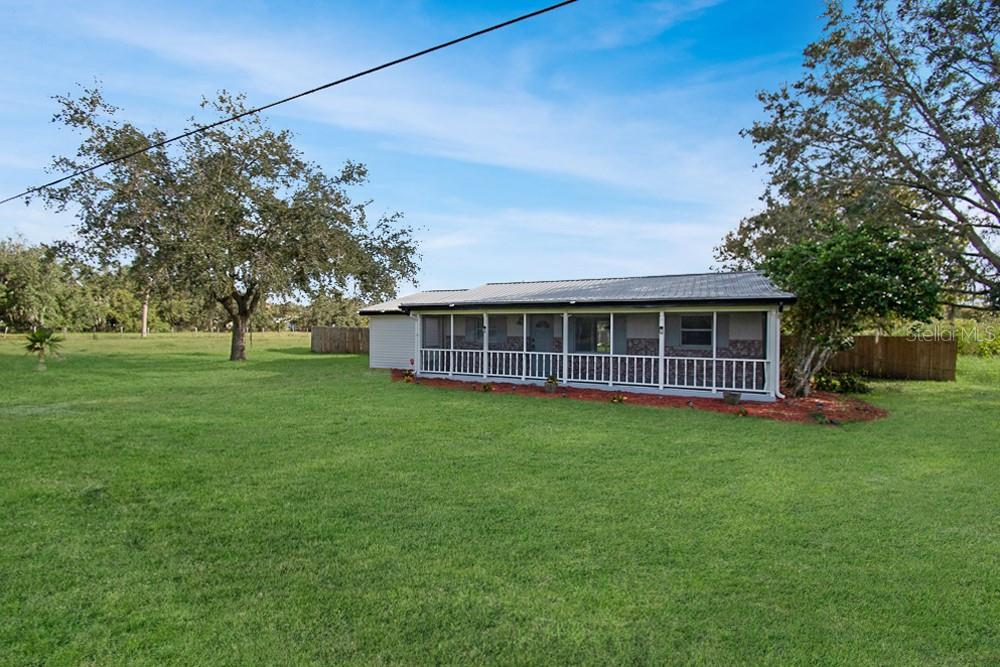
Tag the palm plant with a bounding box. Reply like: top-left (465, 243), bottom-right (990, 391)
top-left (25, 329), bottom-right (63, 371)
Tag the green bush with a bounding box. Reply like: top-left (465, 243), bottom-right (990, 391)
top-left (978, 335), bottom-right (1000, 358)
top-left (813, 369), bottom-right (871, 394)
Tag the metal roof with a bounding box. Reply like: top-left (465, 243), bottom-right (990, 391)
top-left (360, 271), bottom-right (794, 314)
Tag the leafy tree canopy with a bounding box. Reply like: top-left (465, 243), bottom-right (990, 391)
top-left (734, 0), bottom-right (1000, 308)
top-left (40, 87), bottom-right (418, 359)
top-left (763, 221), bottom-right (941, 396)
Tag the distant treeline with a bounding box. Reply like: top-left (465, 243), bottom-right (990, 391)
top-left (0, 238), bottom-right (365, 333)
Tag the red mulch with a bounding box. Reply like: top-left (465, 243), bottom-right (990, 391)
top-left (390, 370), bottom-right (887, 425)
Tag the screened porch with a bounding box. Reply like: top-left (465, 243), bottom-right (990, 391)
top-left (415, 309), bottom-right (780, 397)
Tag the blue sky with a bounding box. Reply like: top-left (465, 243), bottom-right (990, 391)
top-left (0, 0), bottom-right (824, 292)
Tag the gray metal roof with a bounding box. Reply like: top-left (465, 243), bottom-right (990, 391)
top-left (361, 271), bottom-right (793, 314)
top-left (360, 289), bottom-right (471, 314)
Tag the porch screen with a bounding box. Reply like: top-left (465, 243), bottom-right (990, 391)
top-left (570, 315), bottom-right (610, 353)
top-left (421, 315), bottom-right (446, 348)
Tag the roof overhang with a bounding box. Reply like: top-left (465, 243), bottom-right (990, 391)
top-left (385, 296), bottom-right (795, 314)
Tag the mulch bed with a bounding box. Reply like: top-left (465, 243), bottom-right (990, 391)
top-left (391, 370), bottom-right (887, 425)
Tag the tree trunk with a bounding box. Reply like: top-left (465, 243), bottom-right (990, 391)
top-left (140, 292), bottom-right (150, 338)
top-left (229, 315), bottom-right (248, 361)
top-left (219, 288), bottom-right (261, 362)
top-left (789, 339), bottom-right (836, 397)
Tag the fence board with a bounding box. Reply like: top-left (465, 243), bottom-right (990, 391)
top-left (790, 335), bottom-right (956, 381)
top-left (310, 326), bottom-right (370, 354)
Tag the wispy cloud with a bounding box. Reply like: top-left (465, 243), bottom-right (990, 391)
top-left (585, 0), bottom-right (725, 49)
top-left (71, 3), bottom-right (765, 206)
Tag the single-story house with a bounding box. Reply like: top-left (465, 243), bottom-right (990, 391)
top-left (360, 271), bottom-right (795, 401)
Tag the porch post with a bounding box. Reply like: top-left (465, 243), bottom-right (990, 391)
top-left (562, 312), bottom-right (569, 385)
top-left (449, 314), bottom-right (454, 378)
top-left (482, 313), bottom-right (489, 378)
top-left (414, 313), bottom-right (421, 374)
top-left (711, 311), bottom-right (718, 394)
top-left (608, 313), bottom-right (614, 386)
top-left (521, 313), bottom-right (527, 381)
top-left (658, 311), bottom-right (665, 390)
top-left (768, 307), bottom-right (782, 397)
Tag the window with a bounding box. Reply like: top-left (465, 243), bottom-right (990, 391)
top-left (680, 315), bottom-right (712, 347)
top-left (421, 316), bottom-right (446, 348)
top-left (464, 317), bottom-right (484, 344)
top-left (572, 316), bottom-right (611, 353)
top-left (488, 315), bottom-right (509, 346)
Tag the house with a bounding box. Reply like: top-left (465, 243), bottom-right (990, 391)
top-left (360, 271), bottom-right (795, 401)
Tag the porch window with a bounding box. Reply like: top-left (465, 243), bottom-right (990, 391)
top-left (680, 314), bottom-right (712, 347)
top-left (421, 315), bottom-right (446, 348)
top-left (487, 315), bottom-right (510, 346)
top-left (571, 315), bottom-right (611, 353)
top-left (464, 317), bottom-right (484, 344)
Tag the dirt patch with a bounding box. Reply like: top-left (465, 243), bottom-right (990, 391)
top-left (391, 370), bottom-right (887, 425)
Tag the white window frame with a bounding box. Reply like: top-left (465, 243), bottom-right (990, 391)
top-left (679, 314), bottom-right (713, 349)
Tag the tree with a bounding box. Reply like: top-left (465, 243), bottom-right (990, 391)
top-left (41, 89), bottom-right (418, 359)
top-left (744, 0), bottom-right (1000, 307)
top-left (24, 329), bottom-right (63, 371)
top-left (0, 238), bottom-right (67, 331)
top-left (42, 86), bottom-right (175, 338)
top-left (763, 222), bottom-right (940, 396)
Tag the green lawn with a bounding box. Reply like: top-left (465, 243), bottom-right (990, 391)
top-left (2, 333), bottom-right (998, 665)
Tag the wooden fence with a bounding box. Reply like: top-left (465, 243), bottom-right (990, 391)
top-left (823, 335), bottom-right (957, 381)
top-left (311, 326), bottom-right (370, 354)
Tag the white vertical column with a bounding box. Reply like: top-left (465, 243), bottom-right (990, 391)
top-left (521, 313), bottom-right (527, 380)
top-left (658, 311), bottom-right (665, 390)
top-left (562, 312), bottom-right (569, 384)
top-left (414, 313), bottom-right (421, 374)
top-left (767, 307), bottom-right (782, 397)
top-left (711, 311), bottom-right (718, 394)
top-left (608, 313), bottom-right (615, 386)
top-left (449, 314), bottom-right (454, 377)
top-left (482, 313), bottom-right (489, 378)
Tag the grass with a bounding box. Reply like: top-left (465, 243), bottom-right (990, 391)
top-left (1, 333), bottom-right (998, 665)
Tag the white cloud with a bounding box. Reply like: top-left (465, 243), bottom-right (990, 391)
top-left (586, 0), bottom-right (725, 49)
top-left (71, 4), bottom-right (765, 207)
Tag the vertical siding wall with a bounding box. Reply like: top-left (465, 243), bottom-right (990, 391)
top-left (310, 326), bottom-right (370, 354)
top-left (365, 316), bottom-right (415, 369)
top-left (810, 335), bottom-right (957, 380)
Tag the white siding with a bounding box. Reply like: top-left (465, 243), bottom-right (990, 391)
top-left (369, 315), bottom-right (415, 369)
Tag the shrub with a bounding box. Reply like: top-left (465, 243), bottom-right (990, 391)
top-left (813, 369), bottom-right (871, 394)
top-left (978, 335), bottom-right (1000, 359)
top-left (610, 393), bottom-right (628, 404)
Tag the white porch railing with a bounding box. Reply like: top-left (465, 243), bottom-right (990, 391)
top-left (418, 348), bottom-right (770, 394)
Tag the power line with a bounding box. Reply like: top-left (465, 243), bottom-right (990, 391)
top-left (0, 0), bottom-right (578, 206)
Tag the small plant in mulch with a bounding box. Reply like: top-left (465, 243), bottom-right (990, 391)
top-left (809, 410), bottom-right (841, 426)
top-left (544, 375), bottom-right (558, 394)
top-left (737, 406), bottom-right (749, 417)
top-left (481, 382), bottom-right (495, 393)
top-left (610, 393), bottom-right (628, 404)
top-left (402, 370), bottom-right (415, 384)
